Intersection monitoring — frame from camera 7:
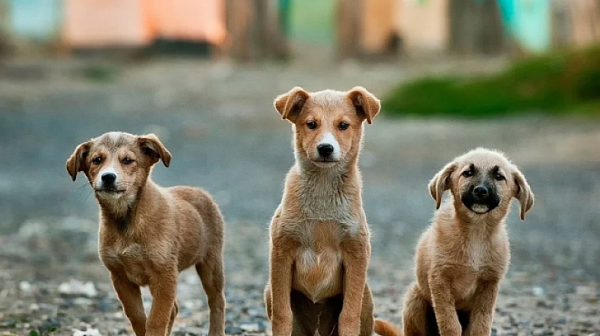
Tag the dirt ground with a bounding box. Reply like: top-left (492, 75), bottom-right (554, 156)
top-left (0, 57), bottom-right (599, 336)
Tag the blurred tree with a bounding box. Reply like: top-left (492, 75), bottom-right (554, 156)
top-left (0, 0), bottom-right (9, 57)
top-left (449, 0), bottom-right (506, 55)
top-left (336, 0), bottom-right (362, 59)
top-left (225, 0), bottom-right (288, 61)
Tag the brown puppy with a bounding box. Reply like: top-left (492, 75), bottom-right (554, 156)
top-left (66, 132), bottom-right (226, 336)
top-left (264, 87), bottom-right (397, 336)
top-left (401, 148), bottom-right (534, 336)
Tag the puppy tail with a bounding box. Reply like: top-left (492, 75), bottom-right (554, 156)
top-left (374, 319), bottom-right (402, 336)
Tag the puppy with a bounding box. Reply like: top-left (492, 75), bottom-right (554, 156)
top-left (401, 148), bottom-right (534, 336)
top-left (66, 132), bottom-right (226, 336)
top-left (264, 87), bottom-right (397, 336)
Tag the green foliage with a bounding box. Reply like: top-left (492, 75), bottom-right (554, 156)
top-left (383, 47), bottom-right (600, 117)
top-left (29, 326), bottom-right (58, 336)
top-left (82, 64), bottom-right (120, 83)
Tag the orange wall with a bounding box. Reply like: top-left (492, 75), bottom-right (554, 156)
top-left (64, 0), bottom-right (225, 48)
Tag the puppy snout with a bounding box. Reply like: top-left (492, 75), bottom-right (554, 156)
top-left (473, 185), bottom-right (489, 198)
top-left (101, 173), bottom-right (117, 184)
top-left (317, 144), bottom-right (334, 157)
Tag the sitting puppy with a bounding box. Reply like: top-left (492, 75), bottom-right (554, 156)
top-left (264, 87), bottom-right (397, 336)
top-left (401, 148), bottom-right (534, 336)
top-left (66, 132), bottom-right (226, 336)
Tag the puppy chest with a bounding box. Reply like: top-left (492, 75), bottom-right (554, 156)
top-left (292, 221), bottom-right (344, 302)
top-left (102, 244), bottom-right (152, 287)
top-left (294, 247), bottom-right (343, 302)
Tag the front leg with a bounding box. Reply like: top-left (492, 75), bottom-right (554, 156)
top-left (464, 281), bottom-right (499, 336)
top-left (429, 272), bottom-right (461, 336)
top-left (147, 270), bottom-right (178, 336)
top-left (269, 237), bottom-right (297, 336)
top-left (339, 237), bottom-right (369, 336)
top-left (110, 272), bottom-right (147, 336)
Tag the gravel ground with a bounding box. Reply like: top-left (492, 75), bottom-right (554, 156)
top-left (0, 57), bottom-right (599, 336)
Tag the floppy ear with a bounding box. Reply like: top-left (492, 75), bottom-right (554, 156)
top-left (347, 86), bottom-right (381, 124)
top-left (274, 87), bottom-right (310, 123)
top-left (513, 169), bottom-right (534, 220)
top-left (66, 141), bottom-right (91, 181)
top-left (428, 162), bottom-right (457, 210)
top-left (138, 134), bottom-right (172, 167)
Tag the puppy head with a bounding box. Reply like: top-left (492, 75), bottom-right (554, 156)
top-left (429, 148), bottom-right (534, 220)
top-left (274, 86), bottom-right (380, 168)
top-left (66, 132), bottom-right (171, 205)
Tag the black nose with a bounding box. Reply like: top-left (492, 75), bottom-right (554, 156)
top-left (317, 144), bottom-right (334, 157)
top-left (101, 173), bottom-right (117, 184)
top-left (473, 186), bottom-right (489, 198)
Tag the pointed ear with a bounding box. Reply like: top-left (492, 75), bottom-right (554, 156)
top-left (347, 86), bottom-right (381, 124)
top-left (66, 141), bottom-right (91, 181)
top-left (138, 134), bottom-right (172, 167)
top-left (513, 169), bottom-right (534, 220)
top-left (428, 162), bottom-right (457, 209)
top-left (274, 87), bottom-right (310, 123)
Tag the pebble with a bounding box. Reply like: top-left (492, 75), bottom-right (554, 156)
top-left (533, 287), bottom-right (545, 296)
top-left (225, 326), bottom-right (243, 335)
top-left (58, 280), bottom-right (98, 298)
top-left (72, 328), bottom-right (102, 336)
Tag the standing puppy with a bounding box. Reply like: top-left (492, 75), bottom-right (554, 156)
top-left (402, 148), bottom-right (534, 336)
top-left (264, 87), bottom-right (397, 336)
top-left (66, 132), bottom-right (226, 336)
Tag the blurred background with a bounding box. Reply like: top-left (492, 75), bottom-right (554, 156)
top-left (0, 0), bottom-right (599, 335)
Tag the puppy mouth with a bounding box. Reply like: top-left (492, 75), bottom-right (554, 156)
top-left (311, 158), bottom-right (339, 167)
top-left (469, 203), bottom-right (492, 214)
top-left (95, 188), bottom-right (126, 195)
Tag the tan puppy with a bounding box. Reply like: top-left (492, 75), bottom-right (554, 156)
top-left (66, 132), bottom-right (226, 336)
top-left (400, 148), bottom-right (534, 336)
top-left (264, 87), bottom-right (397, 336)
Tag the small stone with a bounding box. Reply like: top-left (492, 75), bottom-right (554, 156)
top-left (534, 323), bottom-right (545, 328)
top-left (556, 317), bottom-right (567, 324)
top-left (59, 279), bottom-right (97, 297)
top-left (533, 287), bottom-right (545, 296)
top-left (97, 298), bottom-right (118, 312)
top-left (19, 281), bottom-right (33, 292)
top-left (72, 328), bottom-right (102, 336)
top-left (225, 326), bottom-right (243, 335)
top-left (533, 330), bottom-right (545, 336)
top-left (240, 323), bottom-right (260, 332)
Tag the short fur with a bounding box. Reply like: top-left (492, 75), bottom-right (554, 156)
top-left (264, 87), bottom-right (397, 336)
top-left (401, 148), bottom-right (534, 336)
top-left (66, 132), bottom-right (226, 336)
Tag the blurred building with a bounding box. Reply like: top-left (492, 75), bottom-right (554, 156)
top-left (0, 0), bottom-right (599, 59)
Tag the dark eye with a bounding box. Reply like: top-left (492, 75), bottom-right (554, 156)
top-left (461, 170), bottom-right (473, 177)
top-left (307, 121), bottom-right (317, 130)
top-left (338, 122), bottom-right (349, 130)
top-left (92, 157), bottom-right (103, 165)
top-left (122, 157), bottom-right (135, 165)
top-left (494, 173), bottom-right (505, 181)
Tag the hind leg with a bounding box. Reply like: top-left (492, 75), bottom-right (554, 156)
top-left (264, 285), bottom-right (273, 320)
top-left (167, 301), bottom-right (179, 335)
top-left (402, 283), bottom-right (431, 336)
top-left (196, 257), bottom-right (226, 336)
top-left (360, 285), bottom-right (374, 336)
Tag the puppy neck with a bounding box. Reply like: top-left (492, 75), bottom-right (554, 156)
top-left (292, 154), bottom-right (362, 226)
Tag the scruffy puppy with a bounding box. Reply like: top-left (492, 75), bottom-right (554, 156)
top-left (66, 132), bottom-right (225, 336)
top-left (401, 148), bottom-right (534, 336)
top-left (264, 87), bottom-right (397, 336)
